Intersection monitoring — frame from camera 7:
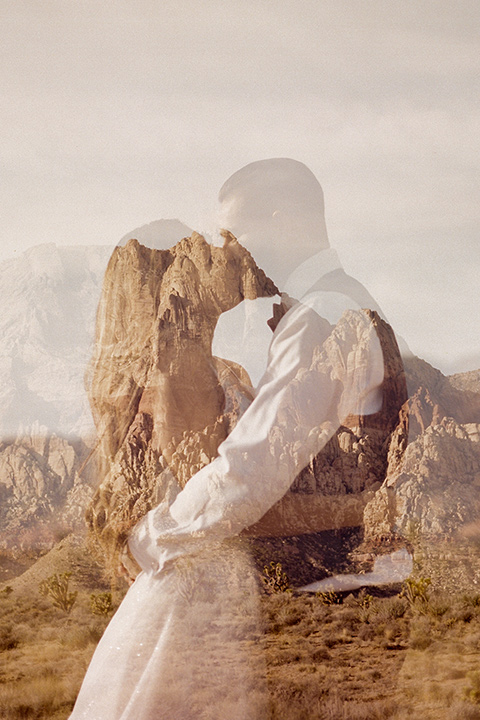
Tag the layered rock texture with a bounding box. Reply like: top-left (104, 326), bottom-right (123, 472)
top-left (364, 359), bottom-right (480, 542)
top-left (0, 427), bottom-right (95, 551)
top-left (86, 233), bottom-right (278, 555)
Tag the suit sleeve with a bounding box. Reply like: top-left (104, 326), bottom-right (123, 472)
top-left (128, 302), bottom-right (384, 574)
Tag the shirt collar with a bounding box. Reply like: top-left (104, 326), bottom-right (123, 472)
top-left (283, 248), bottom-right (342, 300)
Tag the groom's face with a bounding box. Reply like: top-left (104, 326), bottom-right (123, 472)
top-left (217, 192), bottom-right (280, 273)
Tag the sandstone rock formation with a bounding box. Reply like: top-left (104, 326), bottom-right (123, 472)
top-left (0, 224), bottom-right (196, 558)
top-left (86, 233), bottom-right (278, 557)
top-left (364, 417), bottom-right (480, 540)
top-left (448, 368), bottom-right (480, 396)
top-left (363, 357), bottom-right (480, 543)
top-left (85, 232), bottom-right (408, 581)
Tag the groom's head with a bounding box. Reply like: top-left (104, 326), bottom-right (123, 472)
top-left (218, 158), bottom-right (329, 282)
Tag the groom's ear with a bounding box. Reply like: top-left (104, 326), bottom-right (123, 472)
top-left (271, 209), bottom-right (296, 238)
top-left (271, 209), bottom-right (288, 230)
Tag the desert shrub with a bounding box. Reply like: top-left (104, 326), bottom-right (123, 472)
top-left (463, 594), bottom-right (480, 608)
top-left (347, 591), bottom-right (375, 622)
top-left (262, 591), bottom-right (296, 632)
top-left (89, 591), bottom-right (114, 615)
top-left (427, 594), bottom-right (450, 618)
top-left (310, 603), bottom-right (329, 623)
top-left (377, 596), bottom-right (408, 621)
top-left (276, 603), bottom-right (304, 627)
top-left (358, 623), bottom-right (375, 641)
top-left (0, 620), bottom-right (20, 651)
top-left (262, 562), bottom-right (290, 594)
top-left (38, 625), bottom-right (61, 643)
top-left (269, 646), bottom-right (304, 665)
top-left (323, 628), bottom-right (352, 647)
top-left (311, 646), bottom-right (331, 662)
top-left (316, 590), bottom-right (342, 606)
top-left (356, 590), bottom-right (373, 609)
top-left (400, 576), bottom-right (431, 611)
top-left (62, 623), bottom-right (104, 649)
top-left (309, 695), bottom-right (398, 720)
top-left (330, 608), bottom-right (358, 632)
top-left (0, 673), bottom-right (69, 719)
top-left (466, 632), bottom-right (480, 650)
top-left (381, 620), bottom-right (404, 648)
top-left (453, 606), bottom-right (476, 623)
top-left (39, 572), bottom-right (77, 613)
top-left (11, 621), bottom-right (31, 645)
top-left (409, 628), bottom-right (432, 649)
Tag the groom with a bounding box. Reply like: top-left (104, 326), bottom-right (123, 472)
top-left (128, 158), bottom-right (406, 580)
top-left (70, 159), bottom-right (408, 720)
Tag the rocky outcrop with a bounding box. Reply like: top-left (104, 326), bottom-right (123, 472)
top-left (83, 229), bottom-right (480, 582)
top-left (245, 309), bottom-right (408, 541)
top-left (364, 418), bottom-right (480, 537)
top-left (0, 427), bottom-right (95, 552)
top-left (403, 356), bottom-right (480, 438)
top-left (86, 233), bottom-right (278, 555)
top-left (363, 357), bottom-right (480, 542)
top-left (448, 368), bottom-right (480, 396)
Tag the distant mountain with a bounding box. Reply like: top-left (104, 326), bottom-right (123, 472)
top-left (449, 368), bottom-right (480, 395)
top-left (0, 243), bottom-right (112, 550)
top-left (118, 219), bottom-right (193, 250)
top-left (0, 243), bottom-right (112, 440)
top-left (0, 222), bottom-right (198, 554)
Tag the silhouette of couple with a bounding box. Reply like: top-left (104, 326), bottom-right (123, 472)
top-left (70, 159), bottom-right (406, 719)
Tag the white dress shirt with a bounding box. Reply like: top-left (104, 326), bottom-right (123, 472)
top-left (128, 248), bottom-right (384, 574)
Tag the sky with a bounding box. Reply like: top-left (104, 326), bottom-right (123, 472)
top-left (1, 0), bottom-right (479, 374)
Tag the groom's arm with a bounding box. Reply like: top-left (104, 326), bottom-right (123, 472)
top-left (128, 300), bottom-right (384, 574)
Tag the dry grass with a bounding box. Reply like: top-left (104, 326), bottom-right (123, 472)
top-left (4, 538), bottom-right (480, 719)
top-left (0, 576), bottom-right (115, 719)
top-left (260, 584), bottom-right (480, 719)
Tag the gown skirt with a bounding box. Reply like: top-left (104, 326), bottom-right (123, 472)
top-left (69, 543), bottom-right (267, 720)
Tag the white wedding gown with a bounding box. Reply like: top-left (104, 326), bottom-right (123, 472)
top-left (70, 543), bottom-right (267, 720)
